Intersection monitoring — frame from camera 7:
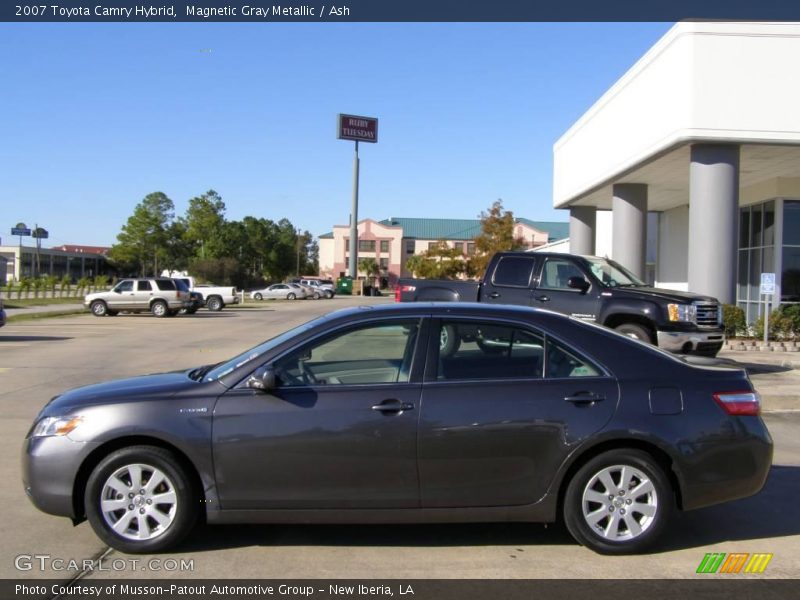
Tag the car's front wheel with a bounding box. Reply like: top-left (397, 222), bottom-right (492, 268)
top-left (614, 323), bottom-right (653, 344)
top-left (563, 449), bottom-right (672, 555)
top-left (84, 446), bottom-right (197, 554)
top-left (287, 292), bottom-right (296, 300)
top-left (253, 293), bottom-right (263, 301)
top-left (90, 301), bottom-right (108, 317)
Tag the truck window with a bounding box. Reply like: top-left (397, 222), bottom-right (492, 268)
top-left (492, 257), bottom-right (535, 288)
top-left (540, 258), bottom-right (584, 290)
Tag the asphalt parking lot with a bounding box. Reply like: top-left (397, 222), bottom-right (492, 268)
top-left (1, 297), bottom-right (798, 581)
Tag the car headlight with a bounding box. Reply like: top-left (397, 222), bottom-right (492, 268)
top-left (30, 416), bottom-right (83, 438)
top-left (667, 303), bottom-right (697, 323)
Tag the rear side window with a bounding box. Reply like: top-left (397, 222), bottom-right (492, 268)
top-left (136, 280), bottom-right (152, 291)
top-left (154, 279), bottom-right (176, 291)
top-left (492, 257), bottom-right (535, 287)
top-left (436, 320), bottom-right (544, 381)
top-left (546, 338), bottom-right (602, 378)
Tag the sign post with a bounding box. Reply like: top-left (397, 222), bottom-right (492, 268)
top-left (32, 225), bottom-right (49, 278)
top-left (338, 114), bottom-right (378, 279)
top-left (760, 272), bottom-right (776, 343)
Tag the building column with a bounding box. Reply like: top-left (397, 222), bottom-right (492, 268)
top-left (612, 183), bottom-right (648, 278)
top-left (569, 206), bottom-right (596, 255)
top-left (688, 144), bottom-right (739, 304)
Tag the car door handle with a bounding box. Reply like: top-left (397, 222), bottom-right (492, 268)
top-left (371, 399), bottom-right (414, 413)
top-left (535, 295), bottom-right (550, 302)
top-left (488, 292), bottom-right (500, 299)
top-left (564, 393), bottom-right (605, 404)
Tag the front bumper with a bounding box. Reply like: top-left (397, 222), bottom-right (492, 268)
top-left (22, 435), bottom-right (98, 519)
top-left (657, 329), bottom-right (725, 353)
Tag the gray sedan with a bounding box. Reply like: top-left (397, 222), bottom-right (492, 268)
top-left (249, 283), bottom-right (306, 301)
top-left (22, 303), bottom-right (772, 555)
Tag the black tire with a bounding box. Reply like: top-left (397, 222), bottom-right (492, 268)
top-left (312, 292), bottom-right (321, 300)
top-left (614, 323), bottom-right (654, 344)
top-left (287, 292), bottom-right (296, 300)
top-left (90, 301), bottom-right (108, 317)
top-left (84, 445), bottom-right (198, 554)
top-left (187, 307), bottom-right (198, 315)
top-left (206, 296), bottom-right (223, 311)
top-left (439, 324), bottom-right (461, 357)
top-left (325, 291), bottom-right (334, 299)
top-left (563, 449), bottom-right (673, 555)
top-left (254, 293), bottom-right (263, 301)
top-left (107, 310), bottom-right (118, 317)
top-left (167, 310), bottom-right (179, 317)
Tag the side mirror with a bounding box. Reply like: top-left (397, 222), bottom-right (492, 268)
top-left (247, 367), bottom-right (276, 392)
top-left (567, 276), bottom-right (590, 293)
top-left (113, 289), bottom-right (122, 294)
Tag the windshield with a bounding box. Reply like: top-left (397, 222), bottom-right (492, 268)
top-left (201, 316), bottom-right (327, 382)
top-left (584, 258), bottom-right (646, 288)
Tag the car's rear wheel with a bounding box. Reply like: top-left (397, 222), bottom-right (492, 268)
top-left (564, 449), bottom-right (672, 555)
top-left (151, 300), bottom-right (168, 318)
top-left (325, 291), bottom-right (333, 299)
top-left (254, 293), bottom-right (263, 301)
top-left (287, 292), bottom-right (296, 300)
top-left (312, 292), bottom-right (321, 300)
top-left (90, 301), bottom-right (108, 317)
top-left (614, 323), bottom-right (653, 344)
top-left (206, 296), bottom-right (223, 311)
top-left (84, 446), bottom-right (197, 554)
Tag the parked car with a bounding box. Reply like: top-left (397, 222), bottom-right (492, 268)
top-left (173, 280), bottom-right (203, 315)
top-left (0, 295), bottom-right (5, 328)
top-left (84, 278), bottom-right (190, 317)
top-left (22, 303), bottom-right (772, 555)
top-left (250, 283), bottom-right (305, 301)
top-left (291, 280), bottom-right (322, 299)
top-left (297, 278), bottom-right (335, 299)
top-left (173, 277), bottom-right (239, 312)
top-left (398, 252), bottom-right (725, 356)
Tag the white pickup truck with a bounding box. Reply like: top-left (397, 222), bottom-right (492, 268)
top-left (175, 277), bottom-right (239, 311)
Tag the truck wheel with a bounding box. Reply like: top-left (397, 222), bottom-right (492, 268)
top-left (90, 301), bottom-right (108, 317)
top-left (439, 325), bottom-right (461, 357)
top-left (614, 323), bottom-right (653, 344)
top-left (206, 296), bottom-right (223, 311)
top-left (151, 301), bottom-right (168, 318)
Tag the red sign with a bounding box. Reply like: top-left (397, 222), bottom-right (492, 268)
top-left (337, 114), bottom-right (378, 143)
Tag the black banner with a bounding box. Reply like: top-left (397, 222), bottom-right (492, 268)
top-left (5, 1), bottom-right (800, 23)
top-left (4, 579), bottom-right (799, 600)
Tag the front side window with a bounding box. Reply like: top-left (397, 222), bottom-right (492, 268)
top-left (436, 320), bottom-right (544, 381)
top-left (582, 258), bottom-right (644, 288)
top-left (274, 320), bottom-right (421, 386)
top-left (540, 258), bottom-right (585, 290)
top-left (492, 256), bottom-right (535, 288)
top-left (114, 280), bottom-right (134, 293)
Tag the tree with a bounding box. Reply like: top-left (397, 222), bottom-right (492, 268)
top-left (471, 199), bottom-right (527, 276)
top-left (110, 192), bottom-right (175, 277)
top-left (185, 190), bottom-right (226, 259)
top-left (358, 257), bottom-right (379, 285)
top-left (403, 241), bottom-right (467, 279)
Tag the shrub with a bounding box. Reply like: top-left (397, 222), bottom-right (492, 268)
top-left (722, 304), bottom-right (746, 337)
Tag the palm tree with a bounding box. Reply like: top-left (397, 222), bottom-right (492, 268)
top-left (60, 275), bottom-right (72, 298)
top-left (358, 258), bottom-right (379, 287)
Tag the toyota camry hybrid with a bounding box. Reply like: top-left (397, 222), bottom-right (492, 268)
top-left (22, 303), bottom-right (772, 555)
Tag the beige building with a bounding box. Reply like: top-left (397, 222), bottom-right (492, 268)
top-left (318, 217), bottom-right (568, 287)
top-left (0, 244), bottom-right (110, 283)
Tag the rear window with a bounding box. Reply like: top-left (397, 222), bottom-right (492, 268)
top-left (154, 279), bottom-right (177, 291)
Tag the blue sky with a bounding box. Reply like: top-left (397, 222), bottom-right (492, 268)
top-left (1, 23), bottom-right (672, 247)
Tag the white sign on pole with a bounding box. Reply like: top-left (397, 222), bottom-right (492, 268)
top-left (760, 272), bottom-right (776, 295)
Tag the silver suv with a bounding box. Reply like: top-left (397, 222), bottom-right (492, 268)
top-left (85, 278), bottom-right (190, 318)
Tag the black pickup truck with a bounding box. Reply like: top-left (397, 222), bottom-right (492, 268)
top-left (396, 252), bottom-right (725, 356)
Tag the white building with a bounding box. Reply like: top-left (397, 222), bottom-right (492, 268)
top-left (554, 21), bottom-right (800, 323)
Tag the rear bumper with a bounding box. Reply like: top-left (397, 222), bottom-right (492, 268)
top-left (657, 329), bottom-right (724, 353)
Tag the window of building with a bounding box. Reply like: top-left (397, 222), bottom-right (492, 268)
top-left (467, 242), bottom-right (476, 255)
top-left (380, 240), bottom-right (390, 253)
top-left (405, 240), bottom-right (415, 253)
top-left (427, 241), bottom-right (439, 250)
top-left (380, 258), bottom-right (389, 270)
top-left (274, 320), bottom-right (421, 386)
top-left (359, 240), bottom-right (376, 252)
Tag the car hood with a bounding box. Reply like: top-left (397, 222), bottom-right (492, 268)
top-left (611, 286), bottom-right (719, 304)
top-left (43, 370), bottom-right (196, 413)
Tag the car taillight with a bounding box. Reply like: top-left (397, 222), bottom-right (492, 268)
top-left (713, 391), bottom-right (761, 416)
top-left (394, 284), bottom-right (415, 302)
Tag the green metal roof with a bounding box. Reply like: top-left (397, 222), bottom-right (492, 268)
top-left (319, 217), bottom-right (568, 243)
